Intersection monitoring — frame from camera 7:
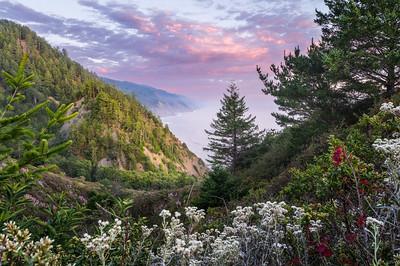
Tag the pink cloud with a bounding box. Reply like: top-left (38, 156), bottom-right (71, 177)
top-left (97, 67), bottom-right (110, 74)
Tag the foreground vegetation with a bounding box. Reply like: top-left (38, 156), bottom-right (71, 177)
top-left (2, 101), bottom-right (400, 265)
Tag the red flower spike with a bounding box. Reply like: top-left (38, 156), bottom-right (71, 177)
top-left (356, 214), bottom-right (366, 228)
top-left (332, 146), bottom-right (346, 166)
top-left (316, 242), bottom-right (333, 257)
top-left (360, 179), bottom-right (369, 186)
top-left (345, 232), bottom-right (357, 243)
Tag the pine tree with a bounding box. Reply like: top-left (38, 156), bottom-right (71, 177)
top-left (195, 167), bottom-right (232, 209)
top-left (257, 42), bottom-right (350, 127)
top-left (316, 0), bottom-right (400, 97)
top-left (205, 83), bottom-right (263, 172)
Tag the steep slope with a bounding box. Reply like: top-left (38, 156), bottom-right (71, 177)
top-left (102, 77), bottom-right (197, 116)
top-left (0, 20), bottom-right (207, 179)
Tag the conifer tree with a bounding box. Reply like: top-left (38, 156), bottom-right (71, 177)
top-left (0, 55), bottom-right (78, 223)
top-left (257, 42), bottom-right (349, 127)
top-left (205, 83), bottom-right (263, 172)
top-left (316, 0), bottom-right (400, 97)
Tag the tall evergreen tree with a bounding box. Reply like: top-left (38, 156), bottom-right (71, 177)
top-left (205, 83), bottom-right (263, 172)
top-left (257, 42), bottom-right (350, 127)
top-left (316, 0), bottom-right (400, 97)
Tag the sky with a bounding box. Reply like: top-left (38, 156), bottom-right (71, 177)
top-left (0, 0), bottom-right (327, 159)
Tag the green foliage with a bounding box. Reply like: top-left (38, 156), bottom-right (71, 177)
top-left (282, 136), bottom-right (380, 203)
top-left (97, 166), bottom-right (196, 190)
top-left (282, 102), bottom-right (400, 204)
top-left (0, 55), bottom-right (77, 224)
top-left (240, 119), bottom-right (330, 180)
top-left (205, 83), bottom-right (263, 172)
top-left (195, 167), bottom-right (239, 209)
top-left (316, 0), bottom-right (400, 96)
top-left (257, 42), bottom-right (351, 127)
top-left (35, 192), bottom-right (87, 246)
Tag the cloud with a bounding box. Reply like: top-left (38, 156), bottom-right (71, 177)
top-left (0, 0), bottom-right (323, 98)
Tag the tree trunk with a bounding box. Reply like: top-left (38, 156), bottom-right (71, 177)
top-left (386, 64), bottom-right (395, 97)
top-left (232, 128), bottom-right (237, 174)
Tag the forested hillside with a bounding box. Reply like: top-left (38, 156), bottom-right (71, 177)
top-left (0, 20), bottom-right (206, 182)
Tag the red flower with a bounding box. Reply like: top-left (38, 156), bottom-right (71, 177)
top-left (345, 232), bottom-right (357, 243)
top-left (356, 214), bottom-right (366, 228)
top-left (316, 242), bottom-right (333, 257)
top-left (360, 179), bottom-right (369, 186)
top-left (332, 146), bottom-right (346, 166)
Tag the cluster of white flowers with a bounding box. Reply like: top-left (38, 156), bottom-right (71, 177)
top-left (209, 234), bottom-right (240, 265)
top-left (80, 218), bottom-right (122, 266)
top-left (309, 219), bottom-right (323, 232)
top-left (152, 202), bottom-right (311, 265)
top-left (373, 138), bottom-right (400, 159)
top-left (141, 224), bottom-right (157, 238)
top-left (373, 102), bottom-right (400, 187)
top-left (255, 201), bottom-right (287, 227)
top-left (0, 221), bottom-right (60, 264)
top-left (366, 217), bottom-right (384, 227)
top-left (380, 101), bottom-right (400, 115)
top-left (231, 206), bottom-right (254, 228)
top-left (185, 207), bottom-right (205, 224)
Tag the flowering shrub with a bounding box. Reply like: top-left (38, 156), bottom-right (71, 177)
top-left (80, 219), bottom-right (122, 266)
top-left (0, 221), bottom-right (60, 265)
top-left (73, 202), bottom-right (327, 265)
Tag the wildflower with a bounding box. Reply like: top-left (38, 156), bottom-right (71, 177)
top-left (380, 102), bottom-right (394, 112)
top-left (160, 209), bottom-right (172, 219)
top-left (356, 214), bottom-right (366, 228)
top-left (185, 207), bottom-right (205, 224)
top-left (80, 219), bottom-right (122, 266)
top-left (309, 220), bottom-right (323, 233)
top-left (366, 217), bottom-right (384, 227)
top-left (344, 232), bottom-right (357, 244)
top-left (0, 221), bottom-right (59, 264)
top-left (316, 242), bottom-right (333, 257)
top-left (332, 146), bottom-right (346, 166)
top-left (360, 179), bottom-right (369, 186)
top-left (380, 101), bottom-right (400, 115)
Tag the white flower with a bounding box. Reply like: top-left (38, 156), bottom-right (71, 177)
top-left (380, 102), bottom-right (395, 112)
top-left (366, 217), bottom-right (384, 227)
top-left (160, 209), bottom-right (172, 219)
top-left (185, 207), bottom-right (205, 223)
top-left (80, 218), bottom-right (122, 265)
top-left (309, 220), bottom-right (323, 232)
top-left (255, 201), bottom-right (287, 227)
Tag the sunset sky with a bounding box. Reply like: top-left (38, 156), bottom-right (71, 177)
top-left (0, 0), bottom-right (328, 158)
top-left (0, 0), bottom-right (326, 99)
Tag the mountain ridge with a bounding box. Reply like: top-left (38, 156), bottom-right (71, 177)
top-left (102, 77), bottom-right (197, 116)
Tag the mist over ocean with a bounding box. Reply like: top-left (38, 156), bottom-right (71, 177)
top-left (162, 97), bottom-right (279, 161)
